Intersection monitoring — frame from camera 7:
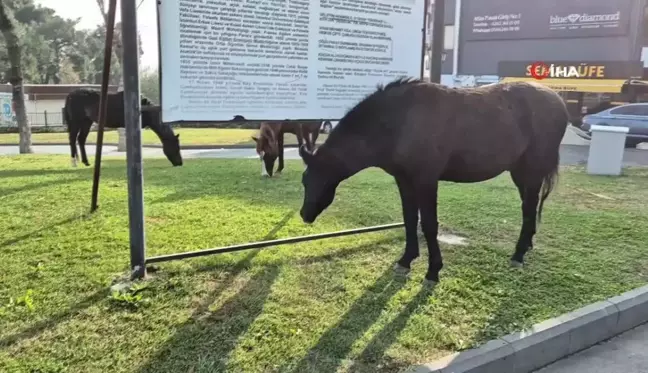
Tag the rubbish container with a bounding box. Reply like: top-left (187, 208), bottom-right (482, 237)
top-left (586, 125), bottom-right (629, 176)
top-left (117, 128), bottom-right (127, 152)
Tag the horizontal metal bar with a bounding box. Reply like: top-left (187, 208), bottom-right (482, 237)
top-left (145, 222), bottom-right (405, 264)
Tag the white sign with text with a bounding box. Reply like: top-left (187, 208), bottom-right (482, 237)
top-left (159, 0), bottom-right (425, 122)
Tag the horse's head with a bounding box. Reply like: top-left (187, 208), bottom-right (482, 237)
top-left (141, 105), bottom-right (183, 167)
top-left (252, 125), bottom-right (279, 177)
top-left (298, 145), bottom-right (342, 223)
top-left (161, 133), bottom-right (183, 167)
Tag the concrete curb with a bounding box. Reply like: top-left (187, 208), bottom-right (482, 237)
top-left (407, 284), bottom-right (648, 373)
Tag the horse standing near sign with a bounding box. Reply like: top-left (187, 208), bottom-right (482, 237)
top-left (63, 89), bottom-right (183, 167)
top-left (252, 120), bottom-right (322, 177)
top-left (297, 78), bottom-right (569, 288)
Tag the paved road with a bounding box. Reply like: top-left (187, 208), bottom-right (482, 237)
top-left (535, 323), bottom-right (648, 373)
top-left (2, 144), bottom-right (648, 167)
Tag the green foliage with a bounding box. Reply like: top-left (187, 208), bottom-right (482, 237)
top-left (0, 0), bottom-right (143, 84)
top-left (140, 67), bottom-right (159, 103)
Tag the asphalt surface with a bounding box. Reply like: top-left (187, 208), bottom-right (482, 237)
top-left (535, 323), bottom-right (648, 373)
top-left (2, 144), bottom-right (648, 167)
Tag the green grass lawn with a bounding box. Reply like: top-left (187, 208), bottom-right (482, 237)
top-left (1, 155), bottom-right (647, 373)
top-left (0, 128), bottom-right (328, 147)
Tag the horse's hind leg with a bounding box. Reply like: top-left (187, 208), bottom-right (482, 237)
top-left (509, 170), bottom-right (542, 267)
top-left (68, 124), bottom-right (80, 167)
top-left (77, 121), bottom-right (92, 166)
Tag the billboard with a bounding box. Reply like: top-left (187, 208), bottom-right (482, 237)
top-left (159, 0), bottom-right (425, 122)
top-left (461, 0), bottom-right (632, 41)
top-left (457, 0), bottom-right (644, 76)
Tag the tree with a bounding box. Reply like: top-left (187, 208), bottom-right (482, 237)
top-left (0, 0), bottom-right (31, 153)
top-left (140, 67), bottom-right (159, 103)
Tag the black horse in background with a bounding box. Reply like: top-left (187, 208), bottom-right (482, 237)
top-left (63, 89), bottom-right (183, 167)
top-left (297, 78), bottom-right (569, 289)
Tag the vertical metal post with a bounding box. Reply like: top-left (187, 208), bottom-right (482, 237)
top-left (430, 0), bottom-right (445, 84)
top-left (90, 0), bottom-right (117, 213)
top-left (121, 0), bottom-right (146, 279)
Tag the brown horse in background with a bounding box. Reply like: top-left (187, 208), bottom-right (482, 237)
top-left (252, 120), bottom-right (322, 177)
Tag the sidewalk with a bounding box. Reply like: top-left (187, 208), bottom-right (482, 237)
top-left (535, 322), bottom-right (648, 373)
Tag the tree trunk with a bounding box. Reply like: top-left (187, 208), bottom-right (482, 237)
top-left (0, 1), bottom-right (32, 154)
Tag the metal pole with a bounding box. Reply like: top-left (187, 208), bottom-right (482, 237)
top-left (430, 0), bottom-right (445, 84)
top-left (146, 223), bottom-right (405, 264)
top-left (121, 0), bottom-right (146, 279)
top-left (90, 0), bottom-right (117, 213)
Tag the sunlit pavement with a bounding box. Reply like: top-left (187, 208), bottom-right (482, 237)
top-left (535, 323), bottom-right (648, 373)
top-left (2, 144), bottom-right (648, 167)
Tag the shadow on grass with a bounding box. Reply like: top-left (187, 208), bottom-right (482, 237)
top-left (280, 267), bottom-right (408, 373)
top-left (0, 288), bottom-right (109, 347)
top-left (0, 168), bottom-right (87, 179)
top-left (138, 212), bottom-right (297, 372)
top-left (0, 214), bottom-right (89, 249)
top-left (0, 177), bottom-right (85, 199)
top-left (348, 287), bottom-right (430, 372)
top-left (137, 262), bottom-right (281, 373)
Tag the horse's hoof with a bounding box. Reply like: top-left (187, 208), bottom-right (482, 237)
top-left (510, 260), bottom-right (524, 268)
top-left (422, 279), bottom-right (438, 290)
top-left (393, 263), bottom-right (410, 277)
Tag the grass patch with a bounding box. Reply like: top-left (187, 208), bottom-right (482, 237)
top-left (0, 155), bottom-right (647, 373)
top-left (0, 128), bottom-right (328, 147)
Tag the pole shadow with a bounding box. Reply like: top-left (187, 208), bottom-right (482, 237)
top-left (0, 214), bottom-right (89, 249)
top-left (0, 177), bottom-right (84, 199)
top-left (137, 265), bottom-right (281, 373)
top-left (0, 288), bottom-right (109, 347)
top-left (280, 266), bottom-right (407, 373)
top-left (349, 287), bottom-right (430, 372)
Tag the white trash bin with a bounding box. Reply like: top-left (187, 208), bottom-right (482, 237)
top-left (117, 128), bottom-right (127, 152)
top-left (586, 125), bottom-right (629, 176)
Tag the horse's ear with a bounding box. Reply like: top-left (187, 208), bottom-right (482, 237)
top-left (251, 136), bottom-right (259, 143)
top-left (299, 144), bottom-right (315, 165)
top-left (176, 134), bottom-right (180, 139)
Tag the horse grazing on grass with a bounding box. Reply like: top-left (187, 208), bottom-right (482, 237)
top-left (252, 120), bottom-right (322, 177)
top-left (297, 78), bottom-right (569, 288)
top-left (63, 89), bottom-right (183, 167)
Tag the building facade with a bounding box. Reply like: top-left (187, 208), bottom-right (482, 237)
top-left (434, 0), bottom-right (648, 89)
top-left (0, 84), bottom-right (119, 128)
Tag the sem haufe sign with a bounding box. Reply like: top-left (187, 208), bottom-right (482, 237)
top-left (498, 61), bottom-right (644, 80)
top-left (462, 0), bottom-right (632, 41)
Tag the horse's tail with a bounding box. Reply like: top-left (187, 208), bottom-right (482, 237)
top-left (62, 95), bottom-right (71, 127)
top-left (537, 156), bottom-right (560, 225)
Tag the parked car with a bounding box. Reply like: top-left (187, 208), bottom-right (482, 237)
top-left (580, 103), bottom-right (648, 148)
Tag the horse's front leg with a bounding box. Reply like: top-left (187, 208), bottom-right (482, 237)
top-left (393, 176), bottom-right (420, 277)
top-left (277, 133), bottom-right (285, 175)
top-left (418, 181), bottom-right (442, 289)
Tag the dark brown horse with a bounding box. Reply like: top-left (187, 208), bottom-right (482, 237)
top-left (252, 120), bottom-right (322, 177)
top-left (298, 78), bottom-right (569, 288)
top-left (63, 89), bottom-right (183, 167)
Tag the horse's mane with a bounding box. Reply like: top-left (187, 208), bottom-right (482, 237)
top-left (332, 77), bottom-right (426, 135)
